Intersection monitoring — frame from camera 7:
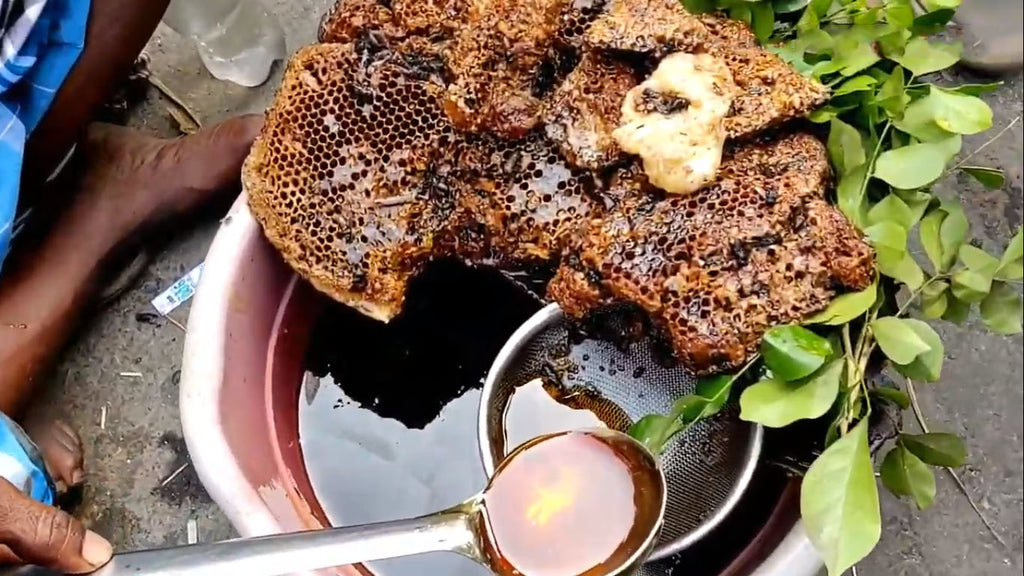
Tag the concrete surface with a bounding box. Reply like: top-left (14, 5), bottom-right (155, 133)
top-left (21, 1), bottom-right (1024, 574)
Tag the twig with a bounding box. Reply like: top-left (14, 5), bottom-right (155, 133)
top-left (100, 406), bottom-right (107, 430)
top-left (119, 372), bottom-right (144, 379)
top-left (167, 106), bottom-right (199, 135)
top-left (373, 194), bottom-right (416, 207)
top-left (906, 378), bottom-right (1009, 549)
top-left (147, 75), bottom-right (203, 128)
top-left (166, 316), bottom-right (188, 333)
top-left (160, 463), bottom-right (190, 488)
top-left (949, 115), bottom-right (1021, 174)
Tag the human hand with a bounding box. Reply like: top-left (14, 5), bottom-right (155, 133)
top-left (0, 479), bottom-right (111, 573)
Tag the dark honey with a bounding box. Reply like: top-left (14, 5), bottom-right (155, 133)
top-left (482, 431), bottom-right (663, 576)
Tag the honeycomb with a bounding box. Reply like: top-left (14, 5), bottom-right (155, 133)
top-left (246, 0), bottom-right (874, 374)
top-left (558, 0), bottom-right (613, 48)
top-left (541, 52), bottom-right (639, 170)
top-left (703, 16), bottom-right (831, 139)
top-left (547, 133), bottom-right (875, 374)
top-left (392, 0), bottom-right (467, 35)
top-left (584, 0), bottom-right (710, 55)
top-left (318, 0), bottom-right (399, 44)
top-left (243, 43), bottom-right (460, 321)
top-left (583, 2), bottom-right (829, 140)
top-left (442, 0), bottom-right (573, 139)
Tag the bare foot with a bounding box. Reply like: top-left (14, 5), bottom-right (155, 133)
top-left (60, 115), bottom-right (264, 263)
top-left (25, 419), bottom-right (84, 495)
top-left (0, 116), bottom-right (263, 417)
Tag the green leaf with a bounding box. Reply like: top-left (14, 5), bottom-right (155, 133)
top-left (892, 318), bottom-right (944, 382)
top-left (761, 325), bottom-right (833, 381)
top-left (874, 135), bottom-right (962, 190)
top-left (911, 8), bottom-right (956, 35)
top-left (868, 194), bottom-right (916, 230)
top-left (806, 280), bottom-right (878, 325)
top-left (942, 293), bottom-right (971, 324)
top-left (931, 89), bottom-right (994, 135)
top-left (801, 420), bottom-right (881, 576)
top-left (878, 26), bottom-right (912, 58)
top-left (996, 228), bottom-right (1023, 281)
top-left (728, 3), bottom-right (753, 28)
top-left (877, 66), bottom-right (908, 116)
top-left (895, 88), bottom-right (993, 142)
top-left (853, 6), bottom-right (882, 26)
top-left (833, 75), bottom-right (877, 96)
top-left (891, 37), bottom-right (962, 76)
top-left (689, 374), bottom-right (734, 419)
top-left (871, 316), bottom-right (931, 364)
top-left (962, 166), bottom-right (1005, 190)
top-left (979, 282), bottom-right (1023, 335)
top-left (939, 202), bottom-right (969, 270)
top-left (808, 0), bottom-right (831, 16)
top-left (740, 359), bottom-right (843, 428)
top-left (865, 221), bottom-right (908, 252)
top-left (828, 118), bottom-right (866, 175)
top-left (748, 0), bottom-right (775, 41)
top-left (773, 0), bottom-right (809, 13)
top-left (948, 82), bottom-right (1002, 97)
top-left (919, 208), bottom-right (944, 273)
top-left (796, 3), bottom-right (820, 35)
top-left (920, 280), bottom-right (950, 319)
top-left (880, 444), bottom-right (936, 510)
top-left (872, 386), bottom-right (910, 409)
top-left (953, 245), bottom-right (1001, 301)
top-left (901, 432), bottom-right (967, 468)
top-left (896, 88), bottom-right (993, 141)
top-left (812, 59), bottom-right (845, 79)
top-left (951, 269), bottom-right (992, 303)
top-left (833, 31), bottom-right (881, 76)
top-left (884, 0), bottom-right (915, 29)
top-left (626, 414), bottom-right (674, 455)
top-left (877, 248), bottom-right (926, 289)
top-left (681, 0), bottom-right (718, 13)
top-left (895, 190), bottom-right (933, 228)
top-left (960, 244), bottom-right (1001, 275)
top-left (628, 374), bottom-right (734, 454)
top-left (837, 165), bottom-right (869, 227)
top-left (808, 106), bottom-right (838, 123)
top-left (923, 0), bottom-right (961, 9)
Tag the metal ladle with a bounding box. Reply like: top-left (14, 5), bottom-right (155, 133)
top-left (12, 429), bottom-right (666, 576)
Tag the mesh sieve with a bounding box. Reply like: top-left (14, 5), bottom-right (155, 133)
top-left (478, 303), bottom-right (762, 566)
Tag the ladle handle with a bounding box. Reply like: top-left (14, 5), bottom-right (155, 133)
top-left (68, 510), bottom-right (478, 576)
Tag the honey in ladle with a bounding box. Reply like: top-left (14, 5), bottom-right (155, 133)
top-left (501, 378), bottom-right (633, 458)
top-left (481, 431), bottom-right (664, 576)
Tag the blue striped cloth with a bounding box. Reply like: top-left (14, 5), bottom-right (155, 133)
top-left (0, 0), bottom-right (89, 273)
top-left (1, 411), bottom-right (55, 504)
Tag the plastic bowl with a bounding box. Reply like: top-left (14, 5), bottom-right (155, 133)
top-left (180, 195), bottom-right (825, 576)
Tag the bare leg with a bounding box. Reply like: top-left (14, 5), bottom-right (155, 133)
top-left (0, 0), bottom-right (265, 416)
top-left (0, 118), bottom-right (262, 417)
top-left (21, 0), bottom-right (173, 189)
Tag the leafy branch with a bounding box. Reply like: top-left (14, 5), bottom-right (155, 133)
top-left (629, 1), bottom-right (1023, 575)
top-left (905, 378), bottom-right (1009, 548)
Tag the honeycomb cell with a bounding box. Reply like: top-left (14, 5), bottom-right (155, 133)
top-left (443, 0), bottom-right (573, 139)
top-left (541, 52), bottom-right (639, 170)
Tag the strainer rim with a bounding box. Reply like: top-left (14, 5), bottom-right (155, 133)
top-left (477, 303), bottom-right (764, 561)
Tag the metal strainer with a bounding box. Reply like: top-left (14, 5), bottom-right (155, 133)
top-left (478, 303), bottom-right (762, 564)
